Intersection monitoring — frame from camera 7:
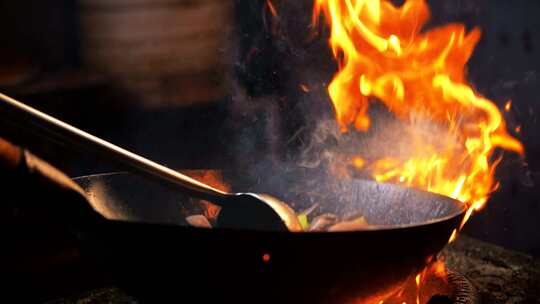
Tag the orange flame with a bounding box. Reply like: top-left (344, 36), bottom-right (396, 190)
top-left (448, 229), bottom-right (458, 243)
top-left (415, 273), bottom-right (421, 304)
top-left (352, 156), bottom-right (366, 169)
top-left (187, 170), bottom-right (230, 220)
top-left (313, 0), bottom-right (523, 224)
top-left (267, 0), bottom-right (279, 18)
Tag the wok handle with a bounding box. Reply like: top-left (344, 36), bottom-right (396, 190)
top-left (0, 92), bottom-right (230, 204)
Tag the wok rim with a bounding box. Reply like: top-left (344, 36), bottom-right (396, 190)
top-left (73, 171), bottom-right (467, 233)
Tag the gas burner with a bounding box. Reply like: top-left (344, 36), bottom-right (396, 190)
top-left (427, 270), bottom-right (479, 304)
top-left (380, 267), bottom-right (478, 304)
top-left (444, 271), bottom-right (479, 304)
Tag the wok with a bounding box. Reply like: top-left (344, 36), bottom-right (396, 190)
top-left (74, 169), bottom-right (466, 304)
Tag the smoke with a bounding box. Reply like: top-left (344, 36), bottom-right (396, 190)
top-left (296, 104), bottom-right (462, 180)
top-left (222, 0), bottom-right (336, 173)
top-left (222, 0), bottom-right (464, 196)
top-left (221, 1), bottom-right (474, 208)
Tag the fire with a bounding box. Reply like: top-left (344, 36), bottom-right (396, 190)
top-left (368, 259), bottom-right (450, 304)
top-left (266, 0), bottom-right (279, 18)
top-left (352, 156), bottom-right (366, 169)
top-left (185, 170), bottom-right (230, 220)
top-left (448, 229), bottom-right (458, 243)
top-left (312, 0), bottom-right (523, 219)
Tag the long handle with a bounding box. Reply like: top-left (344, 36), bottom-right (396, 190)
top-left (0, 92), bottom-right (229, 204)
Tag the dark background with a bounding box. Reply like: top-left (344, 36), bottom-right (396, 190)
top-left (0, 0), bottom-right (539, 256)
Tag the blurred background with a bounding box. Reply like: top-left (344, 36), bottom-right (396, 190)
top-left (0, 0), bottom-right (539, 255)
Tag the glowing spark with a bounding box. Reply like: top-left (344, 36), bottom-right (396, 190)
top-left (266, 0), bottom-right (278, 18)
top-left (352, 156), bottom-right (365, 169)
top-left (504, 100), bottom-right (512, 112)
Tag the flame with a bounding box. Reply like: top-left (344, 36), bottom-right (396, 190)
top-left (415, 273), bottom-right (421, 304)
top-left (412, 259), bottom-right (448, 303)
top-left (267, 0), bottom-right (279, 18)
top-left (448, 229), bottom-right (458, 243)
top-left (313, 0), bottom-right (523, 224)
top-left (352, 156), bottom-right (366, 169)
top-left (363, 258), bottom-right (452, 303)
top-left (186, 170), bottom-right (230, 220)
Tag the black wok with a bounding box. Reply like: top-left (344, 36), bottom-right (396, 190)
top-left (73, 169), bottom-right (465, 304)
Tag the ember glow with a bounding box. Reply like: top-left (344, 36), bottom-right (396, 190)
top-left (371, 259), bottom-right (450, 304)
top-left (266, 0), bottom-right (279, 18)
top-left (187, 170), bottom-right (229, 220)
top-left (312, 0), bottom-right (523, 218)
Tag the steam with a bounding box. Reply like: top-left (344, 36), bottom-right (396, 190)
top-left (297, 104), bottom-right (462, 180)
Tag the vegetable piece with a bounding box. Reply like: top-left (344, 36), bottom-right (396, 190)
top-left (298, 214), bottom-right (310, 231)
top-left (328, 216), bottom-right (368, 232)
top-left (309, 213), bottom-right (338, 231)
top-left (297, 203), bottom-right (320, 231)
top-left (186, 215), bottom-right (213, 228)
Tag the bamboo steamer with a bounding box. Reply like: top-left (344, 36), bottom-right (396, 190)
top-left (79, 0), bottom-right (232, 107)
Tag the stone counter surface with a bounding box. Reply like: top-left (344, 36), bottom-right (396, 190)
top-left (46, 235), bottom-right (540, 304)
